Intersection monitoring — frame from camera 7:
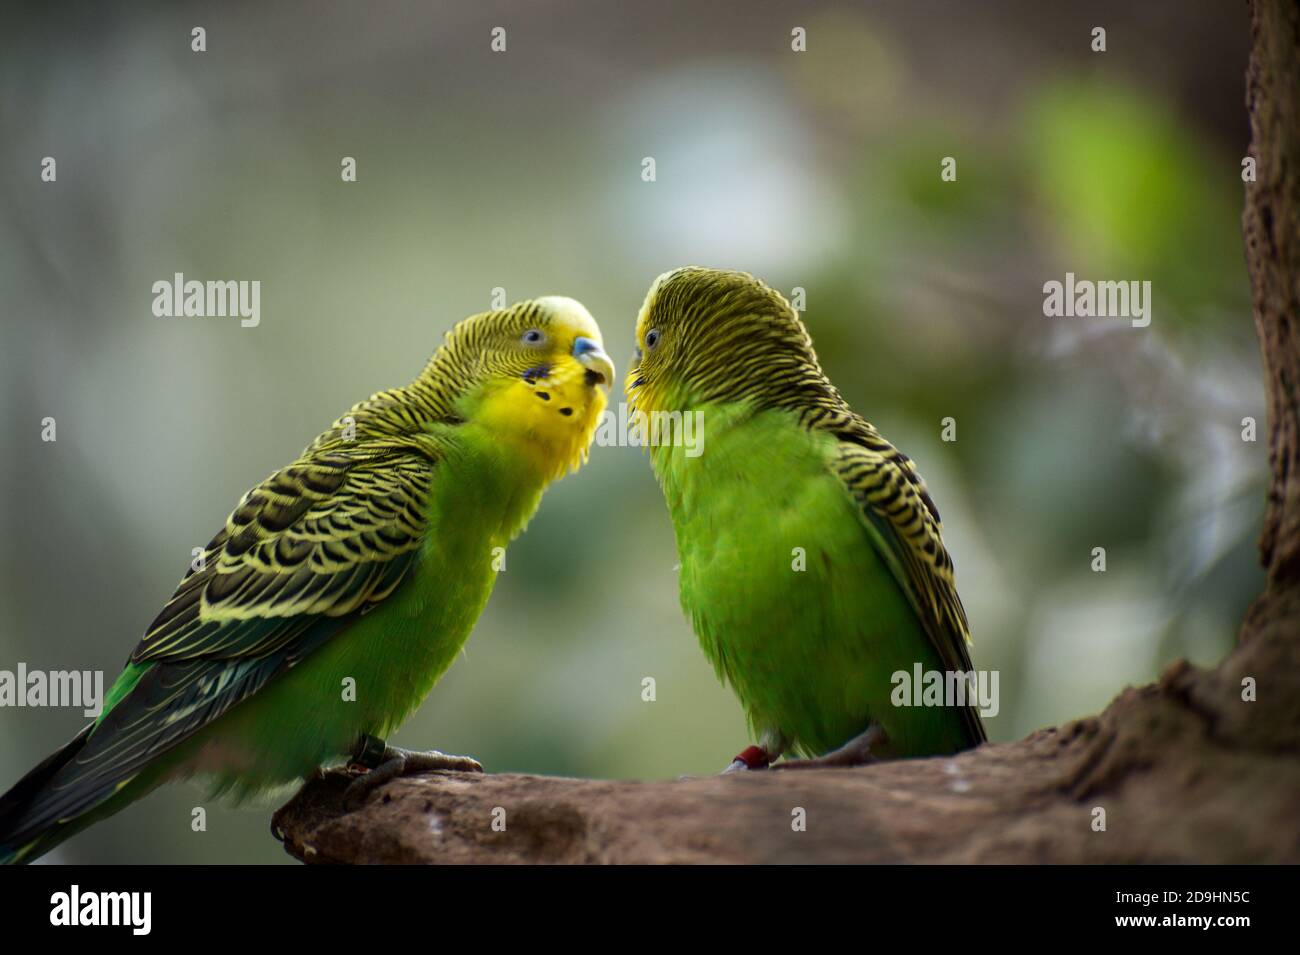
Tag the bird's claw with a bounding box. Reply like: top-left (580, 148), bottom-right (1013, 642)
top-left (771, 723), bottom-right (889, 770)
top-left (343, 744), bottom-right (482, 811)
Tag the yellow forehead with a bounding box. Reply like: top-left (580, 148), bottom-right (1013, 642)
top-left (535, 296), bottom-right (603, 344)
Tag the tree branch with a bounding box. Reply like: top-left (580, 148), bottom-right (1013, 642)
top-left (1243, 0), bottom-right (1300, 589)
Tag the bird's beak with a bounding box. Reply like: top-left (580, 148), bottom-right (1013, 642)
top-left (572, 336), bottom-right (615, 391)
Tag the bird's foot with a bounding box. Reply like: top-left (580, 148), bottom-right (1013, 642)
top-left (772, 723), bottom-right (890, 771)
top-left (344, 734), bottom-right (482, 810)
top-left (721, 744), bottom-right (773, 774)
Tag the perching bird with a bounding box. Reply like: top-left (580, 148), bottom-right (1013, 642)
top-left (626, 267), bottom-right (985, 771)
top-left (0, 296), bottom-right (614, 863)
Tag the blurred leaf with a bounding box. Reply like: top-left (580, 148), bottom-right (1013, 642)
top-left (1021, 80), bottom-right (1246, 325)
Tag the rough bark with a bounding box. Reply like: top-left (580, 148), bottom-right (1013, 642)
top-left (272, 0), bottom-right (1300, 865)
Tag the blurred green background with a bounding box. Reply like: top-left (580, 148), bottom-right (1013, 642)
top-left (0, 1), bottom-right (1264, 863)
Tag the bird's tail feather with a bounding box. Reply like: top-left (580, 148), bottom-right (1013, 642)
top-left (0, 725), bottom-right (93, 865)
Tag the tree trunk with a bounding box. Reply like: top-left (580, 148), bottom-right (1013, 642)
top-left (271, 0), bottom-right (1300, 864)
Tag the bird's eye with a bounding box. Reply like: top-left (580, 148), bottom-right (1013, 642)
top-left (521, 329), bottom-right (545, 346)
top-left (645, 328), bottom-right (661, 350)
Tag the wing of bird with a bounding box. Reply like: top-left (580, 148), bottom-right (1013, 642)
top-left (7, 437), bottom-right (437, 841)
top-left (829, 416), bottom-right (988, 745)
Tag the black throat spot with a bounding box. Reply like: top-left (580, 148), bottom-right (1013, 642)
top-left (522, 364), bottom-right (551, 385)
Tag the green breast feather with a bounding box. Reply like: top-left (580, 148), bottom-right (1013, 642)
top-left (653, 401), bottom-right (986, 757)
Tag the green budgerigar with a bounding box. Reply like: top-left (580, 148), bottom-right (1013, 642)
top-left (626, 267), bottom-right (985, 770)
top-left (0, 296), bottom-right (614, 863)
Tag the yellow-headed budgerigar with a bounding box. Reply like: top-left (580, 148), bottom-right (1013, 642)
top-left (0, 296), bottom-right (614, 863)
